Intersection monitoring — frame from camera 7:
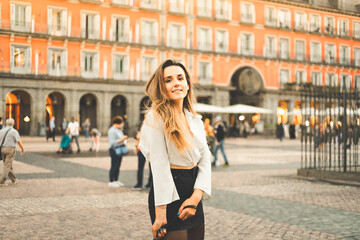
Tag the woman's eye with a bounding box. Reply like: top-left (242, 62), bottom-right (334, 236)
top-left (165, 79), bottom-right (171, 83)
top-left (178, 77), bottom-right (183, 80)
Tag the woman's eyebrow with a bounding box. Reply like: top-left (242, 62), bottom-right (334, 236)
top-left (164, 74), bottom-right (184, 79)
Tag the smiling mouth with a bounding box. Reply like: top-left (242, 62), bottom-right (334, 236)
top-left (172, 89), bottom-right (182, 93)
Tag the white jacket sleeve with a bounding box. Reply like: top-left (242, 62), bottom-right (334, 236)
top-left (193, 117), bottom-right (212, 200)
top-left (139, 110), bottom-right (180, 206)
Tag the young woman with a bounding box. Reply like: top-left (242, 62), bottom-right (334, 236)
top-left (139, 59), bottom-right (211, 240)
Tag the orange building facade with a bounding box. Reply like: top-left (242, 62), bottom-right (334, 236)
top-left (1, 0), bottom-right (360, 135)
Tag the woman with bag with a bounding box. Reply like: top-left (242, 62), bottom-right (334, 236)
top-left (139, 59), bottom-right (211, 240)
top-left (107, 116), bottom-right (128, 188)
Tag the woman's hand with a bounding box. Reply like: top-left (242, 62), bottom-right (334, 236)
top-left (152, 207), bottom-right (167, 239)
top-left (178, 189), bottom-right (204, 221)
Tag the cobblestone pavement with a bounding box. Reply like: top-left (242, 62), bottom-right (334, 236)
top-left (0, 136), bottom-right (359, 240)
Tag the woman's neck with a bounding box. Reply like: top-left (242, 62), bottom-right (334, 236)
top-left (173, 100), bottom-right (184, 115)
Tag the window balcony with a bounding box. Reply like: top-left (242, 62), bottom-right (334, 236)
top-left (112, 0), bottom-right (129, 6)
top-left (10, 20), bottom-right (31, 32)
top-left (215, 9), bottom-right (228, 20)
top-left (198, 77), bottom-right (212, 85)
top-left (197, 7), bottom-right (212, 17)
top-left (141, 35), bottom-right (157, 45)
top-left (198, 42), bottom-right (212, 51)
top-left (168, 39), bottom-right (185, 48)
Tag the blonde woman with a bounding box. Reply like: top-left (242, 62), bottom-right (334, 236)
top-left (140, 59), bottom-right (211, 240)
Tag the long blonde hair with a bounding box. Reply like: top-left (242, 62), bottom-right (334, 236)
top-left (145, 59), bottom-right (196, 151)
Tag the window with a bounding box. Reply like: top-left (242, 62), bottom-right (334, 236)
top-left (279, 69), bottom-right (290, 87)
top-left (241, 33), bottom-right (254, 56)
top-left (296, 70), bottom-right (306, 85)
top-left (10, 3), bottom-right (31, 32)
top-left (215, 0), bottom-right (228, 19)
top-left (48, 8), bottom-right (67, 36)
top-left (81, 12), bottom-right (100, 39)
top-left (311, 72), bottom-right (322, 86)
top-left (113, 54), bottom-right (129, 80)
top-left (215, 30), bottom-right (228, 52)
top-left (197, 0), bottom-right (212, 17)
top-left (10, 45), bottom-right (31, 74)
top-left (324, 16), bottom-right (335, 35)
top-left (354, 48), bottom-right (360, 67)
top-left (309, 14), bottom-right (321, 33)
top-left (295, 40), bottom-right (305, 61)
top-left (198, 27), bottom-right (212, 51)
top-left (168, 23), bottom-right (185, 48)
top-left (111, 16), bottom-right (129, 42)
top-left (81, 51), bottom-right (98, 78)
top-left (339, 45), bottom-right (350, 65)
top-left (354, 21), bottom-right (360, 39)
top-left (338, 19), bottom-right (349, 37)
top-left (279, 38), bottom-right (289, 59)
top-left (325, 43), bottom-right (336, 64)
top-left (112, 0), bottom-right (130, 5)
top-left (198, 61), bottom-right (212, 85)
top-left (355, 75), bottom-right (360, 90)
top-left (278, 9), bottom-right (290, 29)
top-left (241, 2), bottom-right (255, 24)
top-left (265, 36), bottom-right (276, 58)
top-left (141, 20), bottom-right (158, 45)
top-left (142, 56), bottom-right (157, 81)
top-left (140, 0), bottom-right (157, 9)
top-left (169, 0), bottom-right (185, 13)
top-left (294, 12), bottom-right (306, 31)
top-left (310, 42), bottom-right (321, 63)
top-left (265, 7), bottom-right (276, 27)
top-left (339, 74), bottom-right (351, 89)
top-left (325, 73), bottom-right (337, 87)
top-left (48, 48), bottom-right (67, 76)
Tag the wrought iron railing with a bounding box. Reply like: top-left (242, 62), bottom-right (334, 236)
top-left (300, 80), bottom-right (360, 173)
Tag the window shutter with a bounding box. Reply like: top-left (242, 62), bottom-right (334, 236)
top-left (26, 47), bottom-right (31, 73)
top-left (48, 8), bottom-right (53, 34)
top-left (26, 5), bottom-right (31, 30)
top-left (125, 18), bottom-right (130, 42)
top-left (10, 4), bottom-right (15, 29)
top-left (228, 2), bottom-right (232, 20)
top-left (81, 52), bottom-right (85, 74)
top-left (225, 31), bottom-right (229, 52)
top-left (112, 54), bottom-right (117, 78)
top-left (10, 46), bottom-right (14, 70)
top-left (207, 63), bottom-right (212, 82)
top-left (339, 46), bottom-right (343, 64)
top-left (68, 15), bottom-right (71, 37)
top-left (241, 4), bottom-right (246, 21)
top-left (154, 22), bottom-right (158, 45)
top-left (124, 56), bottom-right (129, 78)
top-left (251, 5), bottom-right (255, 24)
top-left (48, 48), bottom-right (52, 73)
top-left (237, 35), bottom-right (241, 54)
top-left (94, 53), bottom-right (99, 77)
top-left (167, 26), bottom-right (170, 46)
top-left (181, 25), bottom-right (185, 47)
top-left (95, 14), bottom-right (100, 39)
top-left (250, 35), bottom-right (254, 54)
top-left (102, 18), bottom-right (106, 40)
top-left (62, 10), bottom-right (67, 36)
top-left (81, 13), bottom-right (86, 38)
top-left (62, 50), bottom-right (67, 75)
top-left (110, 17), bottom-right (115, 41)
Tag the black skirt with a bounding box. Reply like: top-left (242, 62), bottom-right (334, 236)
top-left (148, 166), bottom-right (204, 232)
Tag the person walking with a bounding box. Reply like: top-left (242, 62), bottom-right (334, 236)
top-left (66, 117), bottom-right (80, 153)
top-left (82, 118), bottom-right (91, 142)
top-left (47, 116), bottom-right (56, 142)
top-left (0, 118), bottom-right (25, 187)
top-left (89, 128), bottom-right (101, 152)
top-left (108, 116), bottom-right (128, 188)
top-left (213, 115), bottom-right (229, 167)
top-left (131, 130), bottom-right (146, 191)
top-left (276, 122), bottom-right (285, 142)
top-left (139, 59), bottom-right (211, 240)
top-left (204, 118), bottom-right (215, 155)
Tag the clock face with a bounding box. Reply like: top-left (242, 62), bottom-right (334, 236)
top-left (238, 68), bottom-right (263, 96)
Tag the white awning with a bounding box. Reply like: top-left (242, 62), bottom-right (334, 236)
top-left (194, 103), bottom-right (226, 113)
top-left (223, 104), bottom-right (273, 114)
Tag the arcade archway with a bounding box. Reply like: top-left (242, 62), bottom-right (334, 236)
top-left (79, 93), bottom-right (97, 128)
top-left (111, 95), bottom-right (127, 120)
top-left (45, 92), bottom-right (65, 132)
top-left (6, 90), bottom-right (31, 135)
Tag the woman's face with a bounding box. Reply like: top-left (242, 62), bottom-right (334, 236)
top-left (163, 65), bottom-right (189, 102)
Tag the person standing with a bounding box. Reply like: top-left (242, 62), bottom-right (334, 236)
top-left (89, 128), bottom-right (101, 152)
top-left (82, 118), bottom-right (91, 142)
top-left (276, 122), bottom-right (285, 142)
top-left (213, 116), bottom-right (229, 167)
top-left (204, 118), bottom-right (215, 155)
top-left (108, 116), bottom-right (128, 188)
top-left (0, 118), bottom-right (25, 187)
top-left (67, 117), bottom-right (80, 153)
top-left (60, 117), bottom-right (68, 135)
top-left (47, 116), bottom-right (56, 142)
top-left (131, 130), bottom-right (146, 191)
top-left (139, 59), bottom-right (211, 240)
top-left (289, 121), bottom-right (296, 139)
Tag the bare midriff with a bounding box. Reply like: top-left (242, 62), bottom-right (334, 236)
top-left (170, 164), bottom-right (197, 170)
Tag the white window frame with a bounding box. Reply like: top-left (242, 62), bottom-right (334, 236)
top-left (279, 69), bottom-right (290, 87)
top-left (325, 73), bottom-right (338, 87)
top-left (338, 18), bottom-right (349, 37)
top-left (325, 43), bottom-right (336, 64)
top-left (294, 11), bottom-right (306, 31)
top-left (278, 8), bottom-right (290, 29)
top-left (215, 29), bottom-right (228, 53)
top-left (215, 0), bottom-right (229, 20)
top-left (354, 47), bottom-right (360, 67)
top-left (241, 32), bottom-right (254, 56)
top-left (241, 2), bottom-right (255, 24)
top-left (354, 21), bottom-right (360, 39)
top-left (324, 16), bottom-right (335, 35)
top-left (198, 61), bottom-right (212, 85)
top-left (81, 11), bottom-right (100, 39)
top-left (197, 0), bottom-right (212, 17)
top-left (310, 41), bottom-right (321, 63)
top-left (81, 51), bottom-right (99, 78)
top-left (339, 45), bottom-right (350, 65)
top-left (279, 38), bottom-right (289, 60)
top-left (309, 14), bottom-right (321, 33)
top-left (169, 0), bottom-right (185, 14)
top-left (265, 35), bottom-right (277, 58)
top-left (47, 7), bottom-right (67, 36)
top-left (110, 15), bottom-right (130, 42)
top-left (48, 47), bottom-right (67, 76)
top-left (167, 22), bottom-right (185, 48)
top-left (141, 19), bottom-right (158, 45)
top-left (140, 0), bottom-right (157, 9)
top-left (10, 44), bottom-right (31, 74)
top-left (295, 39), bottom-right (306, 61)
top-left (112, 0), bottom-right (130, 5)
top-left (10, 2), bottom-right (31, 32)
top-left (112, 54), bottom-right (129, 80)
top-left (311, 72), bottom-right (322, 86)
top-left (141, 56), bottom-right (157, 81)
top-left (355, 75), bottom-right (360, 90)
top-left (197, 26), bottom-right (212, 51)
top-left (296, 70), bottom-right (307, 85)
top-left (339, 74), bottom-right (351, 89)
top-left (265, 6), bottom-right (277, 27)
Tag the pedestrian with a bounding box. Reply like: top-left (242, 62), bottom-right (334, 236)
top-left (82, 118), bottom-right (91, 142)
top-left (243, 121), bottom-right (250, 138)
top-left (108, 116), bottom-right (128, 188)
top-left (47, 116), bottom-right (56, 142)
top-left (213, 115), bottom-right (229, 167)
top-left (60, 117), bottom-right (68, 135)
top-left (289, 121), bottom-right (296, 139)
top-left (204, 118), bottom-right (215, 155)
top-left (139, 59), bottom-right (211, 240)
top-left (131, 129), bottom-right (146, 191)
top-left (0, 118), bottom-right (25, 187)
top-left (276, 122), bottom-right (285, 142)
top-left (66, 117), bottom-right (81, 153)
top-left (0, 117), bottom-right (3, 130)
top-left (89, 128), bottom-right (101, 152)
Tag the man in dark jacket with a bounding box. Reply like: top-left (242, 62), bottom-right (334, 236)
top-left (213, 116), bottom-right (229, 167)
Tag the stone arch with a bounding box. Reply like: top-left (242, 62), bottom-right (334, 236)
top-left (111, 94), bottom-right (127, 120)
top-left (79, 93), bottom-right (98, 128)
top-left (45, 91), bottom-right (66, 133)
top-left (139, 96), bottom-right (151, 122)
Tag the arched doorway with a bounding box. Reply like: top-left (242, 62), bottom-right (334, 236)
top-left (139, 96), bottom-right (151, 122)
top-left (79, 94), bottom-right (97, 129)
top-left (6, 90), bottom-right (31, 135)
top-left (111, 95), bottom-right (127, 121)
top-left (45, 92), bottom-right (65, 134)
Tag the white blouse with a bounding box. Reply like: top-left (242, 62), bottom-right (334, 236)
top-left (139, 109), bottom-right (212, 206)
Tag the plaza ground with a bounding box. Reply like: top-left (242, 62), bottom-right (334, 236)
top-left (0, 136), bottom-right (359, 239)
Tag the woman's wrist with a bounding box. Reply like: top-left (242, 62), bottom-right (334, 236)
top-left (191, 189), bottom-right (204, 204)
